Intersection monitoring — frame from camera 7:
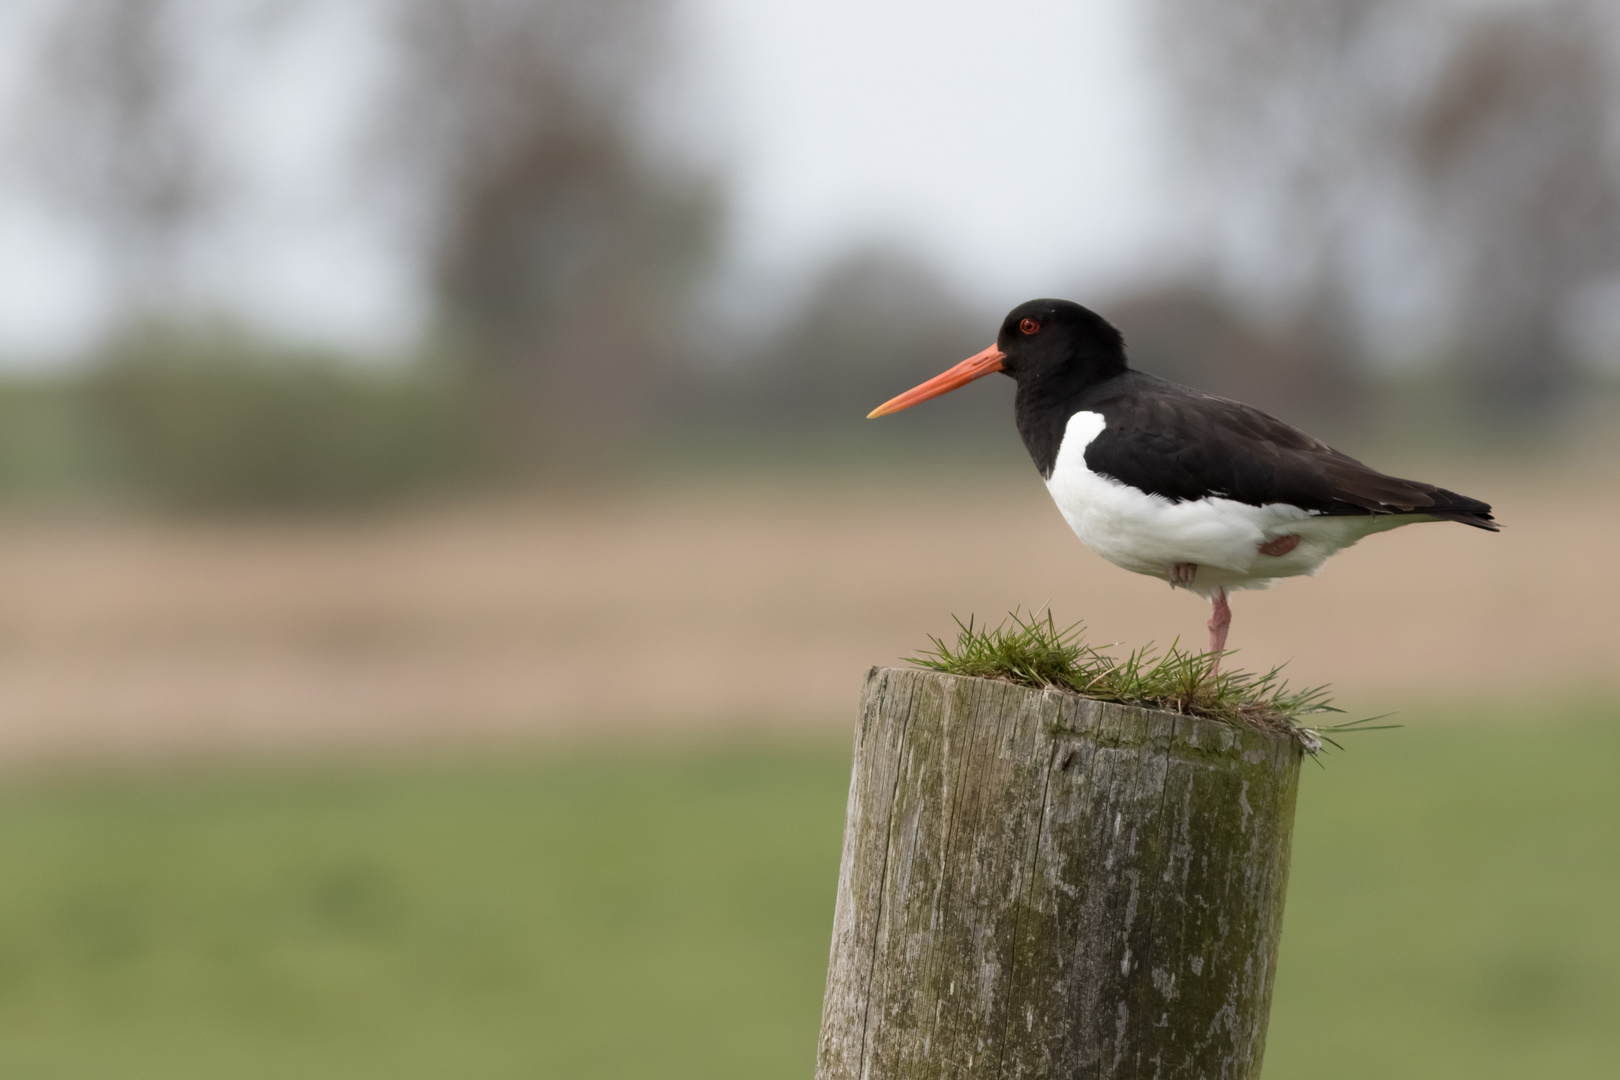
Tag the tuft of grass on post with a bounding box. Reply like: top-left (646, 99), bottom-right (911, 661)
top-left (907, 610), bottom-right (1381, 753)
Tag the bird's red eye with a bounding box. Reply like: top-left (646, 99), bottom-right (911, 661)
top-left (1020, 318), bottom-right (1039, 335)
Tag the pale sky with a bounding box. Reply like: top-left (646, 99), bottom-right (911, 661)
top-left (0, 0), bottom-right (1185, 364)
top-left (682, 0), bottom-right (1185, 306)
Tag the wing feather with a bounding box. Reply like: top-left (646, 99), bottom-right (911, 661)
top-left (1081, 375), bottom-right (1498, 530)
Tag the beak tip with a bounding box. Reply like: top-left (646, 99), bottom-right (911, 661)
top-left (865, 344), bottom-right (1002, 422)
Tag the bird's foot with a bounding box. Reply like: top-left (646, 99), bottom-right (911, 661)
top-left (1168, 562), bottom-right (1198, 588)
top-left (1259, 533), bottom-right (1301, 557)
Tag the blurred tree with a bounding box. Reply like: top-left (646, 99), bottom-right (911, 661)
top-left (1149, 0), bottom-right (1389, 394)
top-left (1411, 1), bottom-right (1620, 409)
top-left (1149, 0), bottom-right (1620, 416)
top-left (668, 246), bottom-right (1007, 458)
top-left (1105, 283), bottom-right (1348, 429)
top-left (89, 321), bottom-right (485, 509)
top-left (379, 0), bottom-right (716, 463)
top-left (1, 0), bottom-right (721, 505)
top-left (748, 248), bottom-right (988, 423)
top-left (19, 0), bottom-right (216, 320)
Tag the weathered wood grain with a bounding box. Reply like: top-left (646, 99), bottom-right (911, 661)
top-left (815, 666), bottom-right (1302, 1080)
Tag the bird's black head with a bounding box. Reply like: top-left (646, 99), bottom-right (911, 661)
top-left (993, 299), bottom-right (1127, 388)
top-left (866, 297), bottom-right (1128, 419)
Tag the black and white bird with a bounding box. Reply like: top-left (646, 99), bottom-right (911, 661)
top-left (868, 299), bottom-right (1497, 661)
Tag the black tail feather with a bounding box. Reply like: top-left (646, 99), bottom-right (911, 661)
top-left (1430, 509), bottom-right (1499, 531)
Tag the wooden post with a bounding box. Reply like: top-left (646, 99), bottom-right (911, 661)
top-left (816, 666), bottom-right (1302, 1080)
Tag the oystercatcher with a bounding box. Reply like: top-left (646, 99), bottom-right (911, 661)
top-left (868, 299), bottom-right (1497, 660)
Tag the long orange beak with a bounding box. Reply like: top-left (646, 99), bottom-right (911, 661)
top-left (866, 343), bottom-right (1006, 418)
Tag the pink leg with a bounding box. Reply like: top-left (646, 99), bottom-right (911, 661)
top-left (1207, 587), bottom-right (1231, 666)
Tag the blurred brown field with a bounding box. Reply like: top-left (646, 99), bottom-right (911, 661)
top-left (0, 458), bottom-right (1611, 766)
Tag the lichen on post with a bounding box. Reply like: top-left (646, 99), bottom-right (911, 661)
top-left (816, 666), bottom-right (1302, 1080)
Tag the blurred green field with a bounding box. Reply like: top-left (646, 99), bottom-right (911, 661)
top-left (0, 702), bottom-right (1615, 1079)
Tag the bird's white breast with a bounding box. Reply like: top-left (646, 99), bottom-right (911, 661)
top-left (1042, 411), bottom-right (1410, 595)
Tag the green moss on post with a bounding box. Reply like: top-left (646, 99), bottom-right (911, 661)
top-left (816, 666), bottom-right (1302, 1080)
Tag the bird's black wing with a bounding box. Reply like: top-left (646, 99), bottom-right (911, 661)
top-left (1080, 374), bottom-right (1498, 529)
